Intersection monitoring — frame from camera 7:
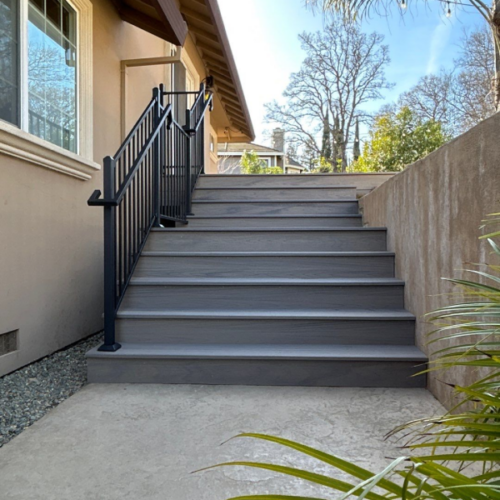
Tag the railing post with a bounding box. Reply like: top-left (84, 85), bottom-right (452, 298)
top-left (99, 156), bottom-right (121, 352)
top-left (153, 87), bottom-right (162, 226)
top-left (200, 115), bottom-right (205, 175)
top-left (185, 109), bottom-right (193, 216)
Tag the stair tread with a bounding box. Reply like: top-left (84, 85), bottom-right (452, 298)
top-left (117, 309), bottom-right (415, 320)
top-left (194, 186), bottom-right (357, 190)
top-left (140, 251), bottom-right (395, 257)
top-left (87, 343), bottom-right (427, 361)
top-left (152, 227), bottom-right (384, 233)
top-left (192, 199), bottom-right (359, 204)
top-left (129, 277), bottom-right (405, 286)
top-left (200, 174), bottom-right (386, 178)
top-left (186, 215), bottom-right (363, 219)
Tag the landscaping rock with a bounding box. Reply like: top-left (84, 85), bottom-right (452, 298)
top-left (0, 333), bottom-right (103, 448)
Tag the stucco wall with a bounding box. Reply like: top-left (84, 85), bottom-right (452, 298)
top-left (0, 0), bottom-right (211, 376)
top-left (360, 112), bottom-right (500, 408)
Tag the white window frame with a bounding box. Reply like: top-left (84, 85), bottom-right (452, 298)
top-left (0, 0), bottom-right (94, 164)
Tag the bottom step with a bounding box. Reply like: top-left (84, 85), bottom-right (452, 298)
top-left (87, 344), bottom-right (427, 388)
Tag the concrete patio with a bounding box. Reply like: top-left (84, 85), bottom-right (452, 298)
top-left (0, 385), bottom-right (444, 500)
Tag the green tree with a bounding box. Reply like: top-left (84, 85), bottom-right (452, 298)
top-left (354, 106), bottom-right (448, 172)
top-left (240, 150), bottom-right (283, 175)
top-left (312, 156), bottom-right (336, 173)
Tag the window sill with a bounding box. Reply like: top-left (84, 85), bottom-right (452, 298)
top-left (0, 121), bottom-right (100, 181)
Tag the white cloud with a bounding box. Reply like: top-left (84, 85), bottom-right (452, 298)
top-left (426, 17), bottom-right (453, 74)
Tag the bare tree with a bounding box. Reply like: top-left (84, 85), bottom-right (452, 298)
top-left (265, 18), bottom-right (393, 171)
top-left (398, 26), bottom-right (495, 136)
top-left (454, 25), bottom-right (496, 130)
top-left (399, 71), bottom-right (456, 127)
top-left (308, 0), bottom-right (500, 110)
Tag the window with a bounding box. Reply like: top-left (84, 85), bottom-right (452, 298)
top-left (260, 157), bottom-right (271, 167)
top-left (0, 0), bottom-right (20, 126)
top-left (0, 0), bottom-right (82, 154)
top-left (28, 0), bottom-right (78, 152)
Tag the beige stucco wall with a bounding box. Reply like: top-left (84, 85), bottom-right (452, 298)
top-left (360, 112), bottom-right (500, 408)
top-left (0, 0), bottom-right (216, 376)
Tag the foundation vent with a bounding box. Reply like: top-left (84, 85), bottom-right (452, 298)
top-left (0, 330), bottom-right (18, 356)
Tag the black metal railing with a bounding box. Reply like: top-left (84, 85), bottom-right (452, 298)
top-left (162, 89), bottom-right (198, 128)
top-left (88, 83), bottom-right (212, 352)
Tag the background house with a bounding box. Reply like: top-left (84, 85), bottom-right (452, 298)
top-left (218, 128), bottom-right (307, 174)
top-left (0, 0), bottom-right (254, 377)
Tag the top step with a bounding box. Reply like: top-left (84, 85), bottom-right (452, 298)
top-left (198, 174), bottom-right (366, 189)
top-left (193, 186), bottom-right (357, 201)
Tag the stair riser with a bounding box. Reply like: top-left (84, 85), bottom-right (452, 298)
top-left (122, 284), bottom-right (405, 311)
top-left (193, 188), bottom-right (357, 201)
top-left (88, 358), bottom-right (427, 388)
top-left (145, 230), bottom-right (387, 252)
top-left (198, 175), bottom-right (359, 189)
top-left (186, 217), bottom-right (363, 228)
top-left (191, 201), bottom-right (359, 216)
top-left (135, 255), bottom-right (395, 279)
top-left (117, 319), bottom-right (416, 345)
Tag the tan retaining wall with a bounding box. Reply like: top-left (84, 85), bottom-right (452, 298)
top-left (327, 173), bottom-right (395, 197)
top-left (360, 112), bottom-right (500, 407)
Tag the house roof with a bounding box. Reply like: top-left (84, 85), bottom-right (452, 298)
top-left (286, 156), bottom-right (306, 168)
top-left (218, 142), bottom-right (282, 154)
top-left (115, 0), bottom-right (254, 141)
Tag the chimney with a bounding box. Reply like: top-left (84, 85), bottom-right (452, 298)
top-left (272, 128), bottom-right (285, 153)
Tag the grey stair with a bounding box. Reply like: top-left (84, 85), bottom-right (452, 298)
top-left (198, 174), bottom-right (362, 189)
top-left (135, 252), bottom-right (395, 279)
top-left (121, 278), bottom-right (405, 312)
top-left (88, 174), bottom-right (427, 388)
top-left (116, 310), bottom-right (416, 345)
top-left (185, 215), bottom-right (363, 228)
top-left (86, 344), bottom-right (427, 387)
top-left (191, 200), bottom-right (359, 216)
top-left (192, 187), bottom-right (357, 201)
top-left (145, 228), bottom-right (387, 252)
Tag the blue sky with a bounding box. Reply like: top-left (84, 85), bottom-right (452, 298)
top-left (218, 0), bottom-right (486, 143)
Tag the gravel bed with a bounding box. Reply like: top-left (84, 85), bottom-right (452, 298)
top-left (0, 332), bottom-right (103, 448)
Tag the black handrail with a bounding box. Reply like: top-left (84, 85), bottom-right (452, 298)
top-left (88, 84), bottom-right (212, 352)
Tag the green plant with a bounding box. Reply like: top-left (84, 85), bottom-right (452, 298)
top-left (241, 150), bottom-right (283, 175)
top-left (206, 221), bottom-right (500, 500)
top-left (264, 166), bottom-right (284, 175)
top-left (312, 156), bottom-right (342, 173)
top-left (352, 107), bottom-right (449, 172)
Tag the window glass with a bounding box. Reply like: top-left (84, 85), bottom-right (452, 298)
top-left (28, 0), bottom-right (77, 152)
top-left (0, 0), bottom-right (19, 125)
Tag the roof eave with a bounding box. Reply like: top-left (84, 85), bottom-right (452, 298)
top-left (203, 0), bottom-right (254, 140)
top-left (114, 0), bottom-right (188, 45)
top-left (182, 0), bottom-right (254, 141)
